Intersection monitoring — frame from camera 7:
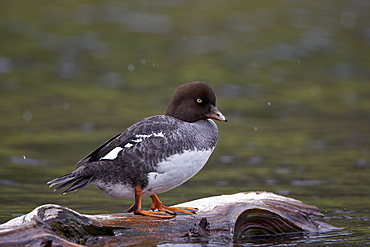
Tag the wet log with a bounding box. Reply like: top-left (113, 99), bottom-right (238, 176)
top-left (0, 191), bottom-right (337, 246)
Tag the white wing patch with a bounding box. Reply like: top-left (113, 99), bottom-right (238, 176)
top-left (100, 132), bottom-right (165, 160)
top-left (100, 147), bottom-right (123, 160)
top-left (135, 134), bottom-right (152, 138)
top-left (124, 143), bottom-right (134, 148)
top-left (132, 132), bottom-right (165, 143)
top-left (153, 132), bottom-right (165, 137)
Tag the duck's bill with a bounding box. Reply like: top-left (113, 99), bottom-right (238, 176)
top-left (206, 106), bottom-right (228, 122)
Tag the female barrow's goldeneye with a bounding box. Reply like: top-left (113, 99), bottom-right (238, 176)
top-left (48, 81), bottom-right (227, 218)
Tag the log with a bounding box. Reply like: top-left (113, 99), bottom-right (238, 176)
top-left (0, 191), bottom-right (337, 246)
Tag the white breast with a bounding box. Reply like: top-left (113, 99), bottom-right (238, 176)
top-left (142, 148), bottom-right (214, 197)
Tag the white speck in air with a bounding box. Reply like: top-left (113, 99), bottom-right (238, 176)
top-left (128, 64), bottom-right (135, 72)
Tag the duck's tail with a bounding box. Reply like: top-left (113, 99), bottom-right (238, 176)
top-left (47, 173), bottom-right (94, 195)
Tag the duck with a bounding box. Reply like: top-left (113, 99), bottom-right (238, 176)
top-left (47, 81), bottom-right (227, 218)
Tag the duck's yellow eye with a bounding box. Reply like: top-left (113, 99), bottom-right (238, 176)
top-left (196, 98), bottom-right (202, 103)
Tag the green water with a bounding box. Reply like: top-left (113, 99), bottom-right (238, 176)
top-left (1, 0), bottom-right (369, 245)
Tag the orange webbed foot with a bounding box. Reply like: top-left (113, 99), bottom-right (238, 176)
top-left (127, 203), bottom-right (174, 218)
top-left (150, 195), bottom-right (198, 215)
top-left (128, 187), bottom-right (175, 218)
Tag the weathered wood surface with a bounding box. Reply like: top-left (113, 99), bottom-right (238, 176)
top-left (0, 191), bottom-right (337, 246)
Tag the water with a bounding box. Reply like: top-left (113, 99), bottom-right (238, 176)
top-left (1, 0), bottom-right (369, 245)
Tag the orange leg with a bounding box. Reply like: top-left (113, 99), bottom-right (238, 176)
top-left (127, 186), bottom-right (173, 218)
top-left (150, 194), bottom-right (198, 215)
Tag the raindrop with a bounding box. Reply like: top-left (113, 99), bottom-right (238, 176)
top-left (140, 59), bottom-right (146, 65)
top-left (152, 63), bottom-right (155, 67)
top-left (23, 111), bottom-right (32, 122)
top-left (128, 64), bottom-right (135, 72)
top-left (9, 156), bottom-right (48, 166)
top-left (253, 126), bottom-right (258, 132)
top-left (267, 101), bottom-right (271, 106)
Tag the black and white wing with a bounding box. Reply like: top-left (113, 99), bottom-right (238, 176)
top-left (76, 115), bottom-right (181, 165)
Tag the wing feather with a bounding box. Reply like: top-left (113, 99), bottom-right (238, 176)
top-left (76, 115), bottom-right (180, 165)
